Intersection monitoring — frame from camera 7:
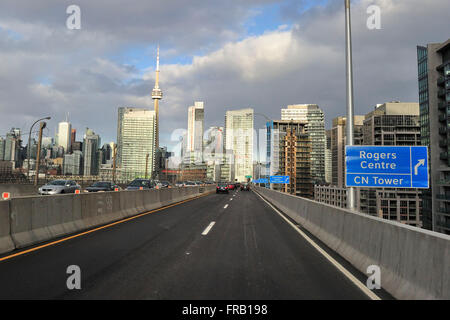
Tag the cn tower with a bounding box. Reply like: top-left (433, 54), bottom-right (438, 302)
top-left (151, 45), bottom-right (163, 150)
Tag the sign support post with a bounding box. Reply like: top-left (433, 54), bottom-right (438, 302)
top-left (345, 0), bottom-right (356, 210)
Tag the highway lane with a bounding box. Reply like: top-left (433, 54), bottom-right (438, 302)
top-left (0, 189), bottom-right (371, 299)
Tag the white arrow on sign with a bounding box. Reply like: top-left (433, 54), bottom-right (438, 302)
top-left (414, 159), bottom-right (425, 175)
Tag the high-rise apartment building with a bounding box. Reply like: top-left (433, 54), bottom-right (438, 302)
top-left (185, 101), bottom-right (205, 164)
top-left (281, 104), bottom-right (325, 183)
top-left (4, 128), bottom-right (21, 167)
top-left (117, 107), bottom-right (156, 180)
top-left (57, 121), bottom-right (72, 154)
top-left (0, 138), bottom-right (5, 161)
top-left (63, 151), bottom-right (83, 175)
top-left (83, 128), bottom-right (101, 176)
top-left (325, 130), bottom-right (332, 184)
top-left (417, 39), bottom-right (450, 234)
top-left (267, 120), bottom-right (313, 198)
top-left (331, 116), bottom-right (364, 187)
top-left (225, 108), bottom-right (254, 182)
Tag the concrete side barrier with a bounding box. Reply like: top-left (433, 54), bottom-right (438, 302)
top-left (0, 184), bottom-right (39, 198)
top-left (253, 186), bottom-right (450, 300)
top-left (143, 189), bottom-right (161, 212)
top-left (3, 185), bottom-right (215, 255)
top-left (0, 201), bottom-right (14, 254)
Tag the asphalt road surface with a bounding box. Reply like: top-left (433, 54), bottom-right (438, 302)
top-left (0, 189), bottom-right (372, 299)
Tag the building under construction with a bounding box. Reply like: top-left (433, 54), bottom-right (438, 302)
top-left (267, 120), bottom-right (313, 198)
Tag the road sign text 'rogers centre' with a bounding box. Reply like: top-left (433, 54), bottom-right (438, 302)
top-left (345, 146), bottom-right (429, 189)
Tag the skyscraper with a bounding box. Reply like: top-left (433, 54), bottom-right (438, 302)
top-left (63, 151), bottom-right (83, 175)
top-left (267, 120), bottom-right (313, 198)
top-left (117, 107), bottom-right (156, 180)
top-left (4, 128), bottom-right (21, 166)
top-left (71, 129), bottom-right (76, 151)
top-left (0, 137), bottom-right (5, 161)
top-left (151, 46), bottom-right (163, 151)
top-left (225, 108), bottom-right (254, 182)
top-left (57, 121), bottom-right (72, 154)
top-left (325, 130), bottom-right (332, 184)
top-left (185, 101), bottom-right (205, 164)
top-left (281, 104), bottom-right (326, 183)
top-left (417, 39), bottom-right (450, 234)
top-left (82, 128), bottom-right (101, 176)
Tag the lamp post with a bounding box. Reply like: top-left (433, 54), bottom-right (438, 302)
top-left (27, 116), bottom-right (51, 181)
top-left (145, 153), bottom-right (149, 179)
top-left (345, 0), bottom-right (356, 210)
top-left (34, 121), bottom-right (47, 186)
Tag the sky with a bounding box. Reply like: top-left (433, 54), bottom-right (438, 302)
top-left (0, 0), bottom-right (449, 151)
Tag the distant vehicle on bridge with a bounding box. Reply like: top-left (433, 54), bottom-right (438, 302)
top-left (227, 183), bottom-right (236, 190)
top-left (126, 179), bottom-right (156, 190)
top-left (85, 181), bottom-right (120, 192)
top-left (157, 181), bottom-right (172, 188)
top-left (216, 183), bottom-right (229, 194)
top-left (240, 183), bottom-right (250, 191)
top-left (38, 180), bottom-right (81, 195)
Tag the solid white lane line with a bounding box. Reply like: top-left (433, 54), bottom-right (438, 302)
top-left (254, 191), bottom-right (381, 301)
top-left (230, 198), bottom-right (233, 201)
top-left (201, 222), bottom-right (216, 236)
top-left (224, 204), bottom-right (229, 209)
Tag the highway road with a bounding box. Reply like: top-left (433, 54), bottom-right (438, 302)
top-left (0, 189), bottom-right (376, 299)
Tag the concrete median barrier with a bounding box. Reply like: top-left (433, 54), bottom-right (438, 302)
top-left (253, 186), bottom-right (450, 300)
top-left (2, 186), bottom-right (214, 255)
top-left (0, 200), bottom-right (14, 254)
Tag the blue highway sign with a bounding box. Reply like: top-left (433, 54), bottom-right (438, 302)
top-left (345, 146), bottom-right (429, 188)
top-left (253, 178), bottom-right (268, 184)
top-left (270, 176), bottom-right (290, 184)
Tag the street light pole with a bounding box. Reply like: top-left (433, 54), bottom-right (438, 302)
top-left (34, 121), bottom-right (47, 186)
top-left (27, 116), bottom-right (51, 181)
top-left (345, 0), bottom-right (356, 210)
top-left (145, 153), bottom-right (149, 179)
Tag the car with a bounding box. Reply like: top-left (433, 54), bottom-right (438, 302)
top-left (85, 181), bottom-right (119, 192)
top-left (157, 181), bottom-right (172, 188)
top-left (216, 183), bottom-right (229, 194)
top-left (126, 179), bottom-right (156, 190)
top-left (175, 182), bottom-right (185, 187)
top-left (183, 181), bottom-right (197, 187)
top-left (241, 183), bottom-right (250, 191)
top-left (227, 183), bottom-right (235, 190)
top-left (38, 180), bottom-right (81, 195)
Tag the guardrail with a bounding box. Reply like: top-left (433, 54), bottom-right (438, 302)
top-left (0, 185), bottom-right (216, 255)
top-left (253, 186), bottom-right (450, 300)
